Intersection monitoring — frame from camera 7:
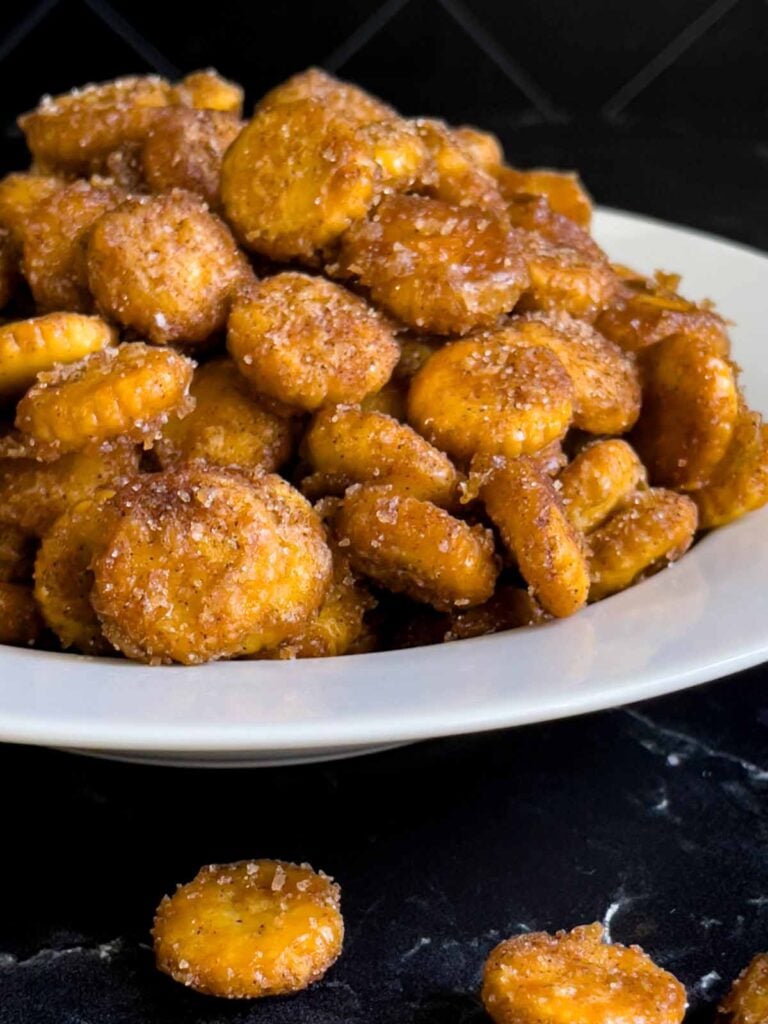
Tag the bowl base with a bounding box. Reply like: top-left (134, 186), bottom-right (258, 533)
top-left (59, 741), bottom-right (411, 768)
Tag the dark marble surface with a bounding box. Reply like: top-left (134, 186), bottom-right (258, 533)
top-left (1, 667), bottom-right (768, 1023)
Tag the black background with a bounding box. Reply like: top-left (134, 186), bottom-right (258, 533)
top-left (0, 0), bottom-right (766, 244)
top-left (1, 2), bottom-right (768, 1022)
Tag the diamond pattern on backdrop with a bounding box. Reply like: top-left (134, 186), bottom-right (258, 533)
top-left (0, 0), bottom-right (762, 140)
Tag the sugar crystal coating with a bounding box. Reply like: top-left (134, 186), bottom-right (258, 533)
top-left (91, 467), bottom-right (332, 664)
top-left (87, 190), bottom-right (247, 345)
top-left (227, 272), bottom-right (399, 412)
top-left (408, 333), bottom-right (574, 462)
top-left (482, 922), bottom-right (686, 1024)
top-left (558, 439), bottom-right (646, 533)
top-left (141, 108), bottom-right (242, 209)
top-left (337, 193), bottom-right (530, 335)
top-left (476, 454), bottom-right (590, 618)
top-left (303, 405), bottom-right (459, 506)
top-left (21, 179), bottom-right (127, 313)
top-left (588, 488), bottom-right (698, 600)
top-left (34, 492), bottom-right (117, 653)
top-left (334, 484), bottom-right (498, 611)
top-left (719, 953), bottom-right (768, 1024)
top-left (0, 312), bottom-right (115, 400)
top-left (15, 342), bottom-right (195, 456)
top-left (153, 859), bottom-right (343, 998)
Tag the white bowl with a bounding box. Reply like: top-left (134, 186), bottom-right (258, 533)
top-left (1, 208), bottom-right (767, 767)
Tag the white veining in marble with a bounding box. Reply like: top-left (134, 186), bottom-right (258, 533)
top-left (693, 970), bottom-right (721, 996)
top-left (602, 900), bottom-right (622, 942)
top-left (402, 936), bottom-right (432, 959)
top-left (625, 710), bottom-right (768, 782)
top-left (720, 779), bottom-right (765, 816)
top-left (322, 979), bottom-right (363, 1010)
top-left (652, 786), bottom-right (670, 813)
top-left (600, 889), bottom-right (643, 943)
top-left (0, 937), bottom-right (125, 969)
top-left (699, 917), bottom-right (723, 929)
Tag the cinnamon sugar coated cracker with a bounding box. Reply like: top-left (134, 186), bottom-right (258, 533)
top-left (91, 468), bottom-right (332, 664)
top-left (482, 923), bottom-right (686, 1024)
top-left (227, 272), bottom-right (399, 412)
top-left (223, 100), bottom-right (393, 262)
top-left (172, 69), bottom-right (244, 116)
top-left (408, 335), bottom-right (574, 462)
top-left (141, 108), bottom-right (242, 209)
top-left (451, 125), bottom-right (504, 176)
top-left (719, 953), bottom-right (768, 1023)
top-left (264, 541), bottom-right (375, 659)
top-left (33, 492), bottom-right (117, 653)
top-left (476, 454), bottom-right (590, 618)
top-left (0, 313), bottom-right (115, 399)
top-left (87, 191), bottom-right (247, 345)
top-left (337, 193), bottom-right (529, 335)
top-left (0, 444), bottom-right (138, 537)
top-left (518, 232), bottom-right (619, 320)
top-left (152, 860), bottom-right (343, 998)
top-left (588, 488), bottom-right (698, 601)
top-left (18, 76), bottom-right (175, 172)
top-left (0, 172), bottom-right (64, 246)
top-left (156, 357), bottom-right (292, 473)
top-left (558, 439), bottom-right (646, 533)
top-left (21, 180), bottom-right (127, 312)
top-left (334, 484), bottom-right (498, 611)
top-left (302, 405), bottom-right (460, 506)
top-left (0, 66), bottom-right (764, 661)
top-left (15, 343), bottom-right (195, 457)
